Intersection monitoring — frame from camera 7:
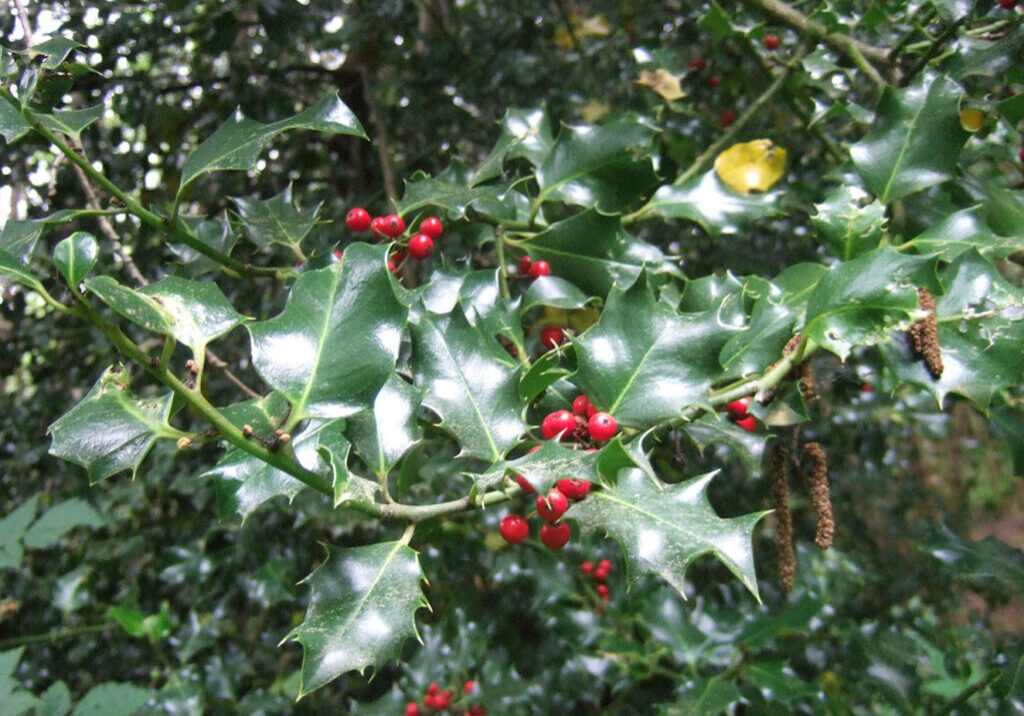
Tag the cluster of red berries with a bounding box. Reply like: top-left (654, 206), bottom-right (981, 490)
top-left (543, 395), bottom-right (618, 444)
top-left (763, 33), bottom-right (781, 50)
top-left (517, 255), bottom-right (551, 281)
top-left (581, 558), bottom-right (614, 603)
top-left (725, 396), bottom-right (756, 433)
top-left (998, 0), bottom-right (1017, 9)
top-left (345, 207), bottom-right (444, 270)
top-left (405, 680), bottom-right (484, 715)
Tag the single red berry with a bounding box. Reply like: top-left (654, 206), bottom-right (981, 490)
top-left (499, 514), bottom-right (529, 545)
top-left (333, 249), bottom-right (343, 260)
top-left (387, 259), bottom-right (402, 278)
top-left (687, 56), bottom-right (707, 71)
top-left (382, 214), bottom-right (406, 238)
top-left (861, 383), bottom-right (873, 393)
top-left (720, 109), bottom-right (736, 127)
top-left (594, 565), bottom-right (609, 581)
top-left (557, 478), bottom-right (591, 501)
top-left (596, 584), bottom-right (609, 598)
top-left (587, 412), bottom-right (617, 441)
top-left (405, 701), bottom-right (420, 716)
top-left (541, 410), bottom-right (576, 440)
top-left (427, 682), bottom-right (438, 696)
top-left (581, 560), bottom-right (594, 574)
top-left (518, 255), bottom-right (533, 275)
top-left (434, 690), bottom-right (452, 709)
top-left (734, 415), bottom-right (757, 433)
top-left (423, 694), bottom-right (437, 708)
top-left (597, 559), bottom-right (612, 572)
top-left (528, 260), bottom-right (551, 280)
top-left (370, 215), bottom-right (388, 238)
top-left (600, 592), bottom-right (610, 602)
top-left (537, 488), bottom-right (569, 522)
top-left (516, 474), bottom-right (536, 494)
top-left (470, 707), bottom-right (486, 715)
top-left (346, 207), bottom-right (372, 232)
top-left (540, 326), bottom-right (565, 350)
top-left (999, 0), bottom-right (1016, 9)
top-left (392, 250), bottom-right (407, 264)
top-left (420, 216), bottom-right (443, 239)
top-left (463, 680), bottom-right (475, 694)
top-left (540, 521), bottom-right (571, 550)
top-left (408, 234), bottom-right (435, 260)
top-left (707, 74), bottom-right (720, 88)
top-left (572, 395), bottom-right (592, 416)
top-left (725, 396), bottom-right (752, 420)
top-left (763, 33), bottom-right (781, 50)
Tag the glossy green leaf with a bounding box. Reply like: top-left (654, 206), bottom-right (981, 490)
top-left (37, 105), bottom-right (104, 140)
top-left (518, 351), bottom-right (571, 403)
top-left (522, 209), bottom-right (669, 297)
top-left (347, 374), bottom-right (423, 478)
top-left (232, 185), bottom-right (320, 250)
top-left (284, 541), bottom-right (429, 697)
top-left (679, 272), bottom-right (745, 312)
top-left (573, 273), bottom-right (741, 428)
top-left (459, 269), bottom-right (524, 346)
top-left (54, 232), bottom-right (98, 287)
top-left (478, 439), bottom-right (602, 495)
top-left (178, 93), bottom-right (366, 197)
top-left (718, 297), bottom-right (795, 378)
top-left (410, 308), bottom-right (526, 462)
top-left (220, 392), bottom-right (291, 436)
top-left (22, 498), bottom-right (104, 549)
top-left (471, 107), bottom-right (556, 185)
top-left (207, 418), bottom-right (348, 520)
top-left (574, 468), bottom-right (767, 600)
top-left (881, 250), bottom-right (1024, 407)
top-left (903, 207), bottom-right (1024, 260)
top-left (248, 243), bottom-right (407, 420)
top-left (84, 276), bottom-right (175, 334)
top-left (0, 96), bottom-right (30, 143)
top-left (812, 185), bottom-right (887, 260)
top-left (48, 366), bottom-right (178, 483)
top-left (997, 92), bottom-right (1024, 127)
top-left (642, 170), bottom-right (782, 235)
top-left (536, 116), bottom-right (660, 214)
top-left (70, 682), bottom-right (150, 716)
top-left (946, 26), bottom-right (1024, 79)
top-left (28, 37), bottom-right (85, 69)
top-left (0, 210), bottom-right (81, 263)
top-left (0, 249), bottom-right (47, 294)
top-left (395, 173), bottom-right (516, 220)
top-left (850, 76), bottom-right (969, 204)
top-left (743, 661), bottom-right (820, 703)
top-left (683, 414), bottom-right (769, 478)
top-left (803, 248), bottom-right (937, 360)
top-left (523, 275), bottom-right (595, 310)
top-left (664, 678), bottom-right (742, 716)
top-left (921, 525), bottom-right (1024, 600)
top-left (172, 214), bottom-right (239, 274)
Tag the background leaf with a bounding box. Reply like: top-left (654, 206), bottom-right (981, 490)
top-left (54, 232), bottom-right (99, 287)
top-left (642, 170), bottom-right (782, 236)
top-left (232, 185), bottom-right (320, 250)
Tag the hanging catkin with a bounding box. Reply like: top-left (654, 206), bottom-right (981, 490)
top-left (907, 287), bottom-right (944, 379)
top-left (770, 441), bottom-right (795, 593)
top-left (802, 442), bottom-right (834, 550)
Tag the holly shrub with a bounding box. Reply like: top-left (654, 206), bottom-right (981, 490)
top-left (1, 1), bottom-right (1023, 714)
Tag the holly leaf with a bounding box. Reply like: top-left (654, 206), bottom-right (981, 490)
top-left (178, 93), bottom-right (366, 198)
top-left (642, 170), bottom-right (782, 235)
top-left (574, 468), bottom-right (768, 600)
top-left (248, 243), bottom-right (408, 420)
top-left (28, 37), bottom-right (85, 69)
top-left (523, 276), bottom-right (595, 310)
top-left (535, 116), bottom-right (660, 214)
top-left (471, 107), bottom-right (556, 185)
top-left (477, 439), bottom-right (602, 495)
top-left (395, 173), bottom-right (516, 220)
top-left (519, 351), bottom-right (571, 403)
top-left (232, 185), bottom-right (320, 250)
top-left (48, 366), bottom-right (178, 483)
top-left (0, 648), bottom-right (40, 715)
top-left (172, 214), bottom-right (239, 275)
top-left (682, 414), bottom-right (769, 478)
top-left (347, 374), bottom-right (423, 478)
top-left (522, 209), bottom-right (669, 297)
top-left (459, 269), bottom-right (524, 346)
top-left (22, 498), bottom-right (104, 549)
top-left (54, 232), bottom-right (99, 287)
top-left (850, 75), bottom-right (969, 204)
top-left (410, 307), bottom-right (526, 462)
top-left (206, 418), bottom-right (349, 520)
top-left (718, 297), bottom-right (796, 378)
top-left (0, 95), bottom-right (30, 143)
top-left (812, 185), bottom-right (887, 260)
top-left (0, 497), bottom-right (38, 570)
top-left (902, 207), bottom-right (1024, 260)
top-left (0, 209), bottom-right (81, 264)
top-left (37, 105), bottom-right (104, 141)
top-left (70, 682), bottom-right (150, 716)
top-left (803, 248), bottom-right (938, 360)
top-left (0, 249), bottom-right (47, 295)
top-left (880, 249), bottom-right (1024, 407)
top-left (284, 541), bottom-right (429, 697)
top-left (573, 273), bottom-right (741, 428)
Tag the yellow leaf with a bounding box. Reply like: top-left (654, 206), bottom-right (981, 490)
top-left (958, 108), bottom-right (985, 132)
top-left (576, 14), bottom-right (612, 38)
top-left (568, 307), bottom-right (600, 332)
top-left (581, 98), bottom-right (611, 124)
top-left (635, 69), bottom-right (686, 102)
top-left (713, 139), bottom-right (788, 195)
top-left (541, 307), bottom-right (569, 326)
top-left (553, 27), bottom-right (576, 49)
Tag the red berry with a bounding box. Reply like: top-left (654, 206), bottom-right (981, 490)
top-left (528, 260), bottom-right (551, 280)
top-left (408, 234), bottom-right (435, 260)
top-left (861, 383), bottom-right (873, 393)
top-left (370, 216), bottom-right (388, 237)
top-left (600, 592), bottom-right (609, 602)
top-left (1020, 145), bottom-right (1024, 162)
top-left (763, 34), bottom-right (781, 50)
top-left (734, 415), bottom-right (757, 433)
top-left (557, 478), bottom-right (591, 501)
top-left (999, 0), bottom-right (1016, 8)
top-left (427, 682), bottom-right (438, 696)
top-left (435, 690), bottom-right (451, 709)
top-left (518, 256), bottom-right (533, 275)
top-left (720, 109), bottom-right (736, 127)
top-left (382, 214), bottom-right (406, 238)
top-left (688, 56), bottom-right (707, 71)
top-left (536, 488), bottom-right (569, 522)
top-left (471, 707), bottom-right (486, 715)
top-left (346, 207), bottom-right (371, 232)
top-left (405, 702), bottom-right (420, 716)
top-left (581, 561), bottom-right (594, 574)
top-left (597, 559), bottom-right (612, 572)
top-left (594, 565), bottom-right (609, 581)
top-left (392, 250), bottom-right (407, 264)
top-left (515, 474), bottom-right (536, 494)
top-left (707, 74), bottom-right (720, 88)
top-left (540, 326), bottom-right (565, 350)
top-left (587, 412), bottom-right (617, 441)
top-left (725, 396), bottom-right (752, 420)
top-left (596, 584), bottom-right (609, 598)
top-left (540, 521), bottom-right (571, 550)
top-left (420, 216), bottom-right (443, 239)
top-left (572, 395), bottom-right (592, 416)
top-left (499, 514), bottom-right (529, 545)
top-left (463, 680), bottom-right (475, 694)
top-left (541, 410), bottom-right (576, 440)
top-left (333, 249), bottom-right (343, 260)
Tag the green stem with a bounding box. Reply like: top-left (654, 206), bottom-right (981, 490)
top-left (705, 334), bottom-right (818, 410)
top-left (157, 336), bottom-right (176, 373)
top-left (495, 226), bottom-right (511, 301)
top-left (0, 623), bottom-right (113, 650)
top-left (900, 18), bottom-right (965, 87)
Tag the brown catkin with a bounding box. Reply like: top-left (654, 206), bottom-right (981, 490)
top-left (802, 442), bottom-right (834, 550)
top-left (770, 442), bottom-right (796, 593)
top-left (907, 287), bottom-right (944, 379)
top-left (796, 360), bottom-right (817, 402)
